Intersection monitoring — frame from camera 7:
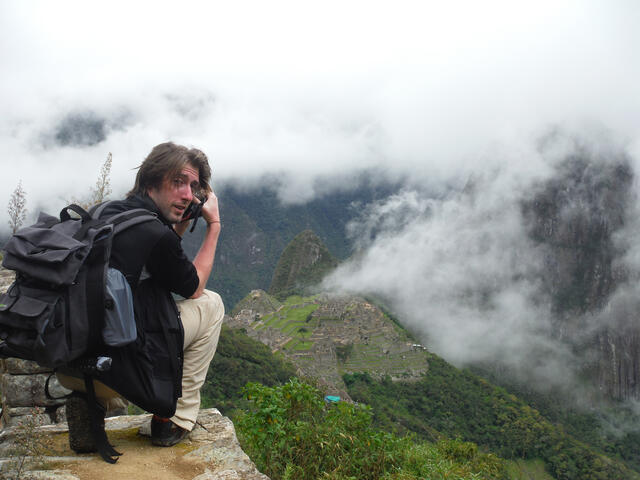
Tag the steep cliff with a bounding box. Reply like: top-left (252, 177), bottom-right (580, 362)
top-left (521, 151), bottom-right (639, 400)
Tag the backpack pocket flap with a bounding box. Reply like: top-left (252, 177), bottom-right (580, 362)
top-left (6, 227), bottom-right (85, 260)
top-left (0, 290), bottom-right (18, 312)
top-left (10, 296), bottom-right (49, 318)
top-left (0, 294), bottom-right (53, 333)
top-left (3, 227), bottom-right (93, 285)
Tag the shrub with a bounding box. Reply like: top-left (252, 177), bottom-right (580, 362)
top-left (236, 379), bottom-right (506, 480)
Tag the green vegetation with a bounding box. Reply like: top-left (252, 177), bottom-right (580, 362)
top-left (470, 370), bottom-right (640, 474)
top-left (335, 343), bottom-right (354, 362)
top-left (257, 298), bottom-right (321, 352)
top-left (343, 356), bottom-right (638, 480)
top-left (205, 321), bottom-right (638, 479)
top-left (3, 407), bottom-right (53, 479)
top-left (201, 326), bottom-right (297, 415)
top-left (504, 459), bottom-right (555, 480)
top-left (236, 378), bottom-right (507, 480)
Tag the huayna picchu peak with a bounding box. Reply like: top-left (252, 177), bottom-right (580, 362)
top-left (268, 229), bottom-right (338, 300)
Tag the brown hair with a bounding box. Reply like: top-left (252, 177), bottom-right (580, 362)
top-left (127, 142), bottom-right (212, 198)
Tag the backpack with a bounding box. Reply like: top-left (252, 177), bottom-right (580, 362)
top-left (0, 203), bottom-right (157, 366)
top-left (0, 202), bottom-right (164, 462)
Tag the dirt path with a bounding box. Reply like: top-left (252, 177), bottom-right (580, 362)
top-left (47, 428), bottom-right (209, 480)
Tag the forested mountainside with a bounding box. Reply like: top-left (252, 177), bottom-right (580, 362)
top-left (182, 177), bottom-right (400, 308)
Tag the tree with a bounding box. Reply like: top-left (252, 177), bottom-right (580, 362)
top-left (8, 180), bottom-right (27, 233)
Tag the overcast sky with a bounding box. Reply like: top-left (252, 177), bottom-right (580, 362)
top-left (2, 0), bottom-right (639, 224)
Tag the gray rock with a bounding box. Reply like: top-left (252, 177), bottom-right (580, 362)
top-left (1, 374), bottom-right (70, 407)
top-left (3, 358), bottom-right (52, 375)
top-left (0, 409), bottom-right (269, 480)
top-left (185, 409), bottom-right (269, 480)
top-left (2, 407), bottom-right (52, 427)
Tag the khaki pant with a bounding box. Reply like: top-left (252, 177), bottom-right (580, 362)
top-left (58, 289), bottom-right (225, 431)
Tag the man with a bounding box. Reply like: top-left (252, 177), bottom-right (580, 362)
top-left (59, 142), bottom-right (224, 448)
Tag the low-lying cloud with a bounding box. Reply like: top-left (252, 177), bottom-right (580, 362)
top-left (324, 135), bottom-right (639, 401)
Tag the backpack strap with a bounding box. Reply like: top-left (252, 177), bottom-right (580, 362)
top-left (91, 201), bottom-right (160, 235)
top-left (109, 209), bottom-right (159, 235)
top-left (89, 201), bottom-right (112, 219)
top-left (83, 374), bottom-right (122, 464)
top-left (60, 204), bottom-right (93, 223)
top-left (44, 373), bottom-right (71, 401)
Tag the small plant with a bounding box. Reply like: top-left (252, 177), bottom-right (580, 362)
top-left (2, 408), bottom-right (53, 479)
top-left (68, 152), bottom-right (113, 209)
top-left (91, 152), bottom-right (112, 205)
top-left (7, 180), bottom-right (27, 234)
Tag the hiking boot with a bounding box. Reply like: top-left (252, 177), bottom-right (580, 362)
top-left (66, 393), bottom-right (101, 453)
top-left (150, 415), bottom-right (189, 447)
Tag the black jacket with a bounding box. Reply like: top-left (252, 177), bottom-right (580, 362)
top-left (93, 194), bottom-right (195, 416)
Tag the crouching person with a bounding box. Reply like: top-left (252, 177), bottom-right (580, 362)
top-left (57, 142), bottom-right (224, 451)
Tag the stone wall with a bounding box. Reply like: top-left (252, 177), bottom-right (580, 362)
top-left (0, 359), bottom-right (70, 427)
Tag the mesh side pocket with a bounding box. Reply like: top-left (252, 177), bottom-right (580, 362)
top-left (103, 268), bottom-right (136, 347)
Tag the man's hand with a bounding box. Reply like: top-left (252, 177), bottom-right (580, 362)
top-left (200, 190), bottom-right (221, 227)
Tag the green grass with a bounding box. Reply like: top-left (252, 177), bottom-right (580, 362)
top-left (270, 304), bottom-right (319, 331)
top-left (505, 459), bottom-right (555, 480)
top-left (283, 339), bottom-right (315, 351)
top-left (293, 341), bottom-right (314, 351)
top-left (284, 295), bottom-right (305, 306)
top-left (296, 328), bottom-right (313, 339)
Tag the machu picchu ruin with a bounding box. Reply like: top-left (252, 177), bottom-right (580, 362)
top-left (225, 289), bottom-right (429, 396)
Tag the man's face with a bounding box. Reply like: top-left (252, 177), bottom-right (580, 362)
top-left (147, 163), bottom-right (200, 224)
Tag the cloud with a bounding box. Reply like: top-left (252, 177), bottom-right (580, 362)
top-left (1, 1), bottom-right (639, 231)
top-left (323, 159), bottom-right (573, 386)
top-left (323, 134), bottom-right (637, 396)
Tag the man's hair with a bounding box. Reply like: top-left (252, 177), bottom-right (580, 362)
top-left (127, 142), bottom-right (212, 198)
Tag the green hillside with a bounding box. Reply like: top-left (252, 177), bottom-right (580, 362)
top-left (222, 294), bottom-right (640, 479)
top-left (201, 325), bottom-right (297, 415)
top-left (343, 360), bottom-right (638, 480)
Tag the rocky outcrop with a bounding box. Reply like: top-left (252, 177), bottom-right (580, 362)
top-left (0, 408), bottom-right (269, 480)
top-left (0, 266), bottom-right (268, 478)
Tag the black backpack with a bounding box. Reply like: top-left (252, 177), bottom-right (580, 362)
top-left (0, 202), bottom-right (178, 462)
top-left (0, 203), bottom-right (157, 366)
